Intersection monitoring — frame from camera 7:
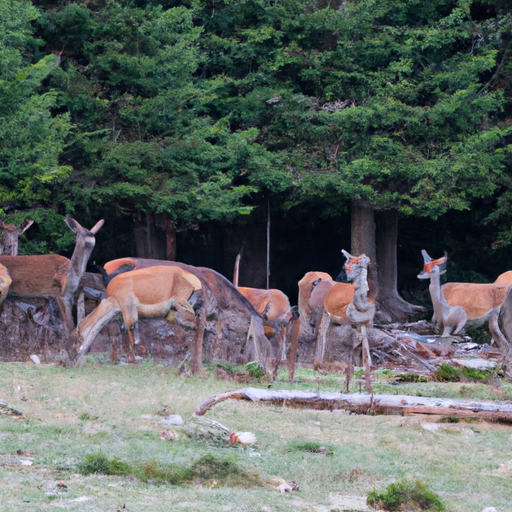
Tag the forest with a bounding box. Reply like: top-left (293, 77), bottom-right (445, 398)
top-left (1, 0), bottom-right (512, 312)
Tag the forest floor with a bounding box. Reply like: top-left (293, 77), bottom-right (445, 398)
top-left (0, 358), bottom-right (511, 512)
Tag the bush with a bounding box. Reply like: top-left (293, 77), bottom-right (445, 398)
top-left (367, 479), bottom-right (445, 511)
top-left (433, 363), bottom-right (461, 382)
top-left (78, 453), bottom-right (133, 476)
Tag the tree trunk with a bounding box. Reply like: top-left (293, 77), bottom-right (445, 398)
top-left (133, 211), bottom-right (169, 260)
top-left (375, 209), bottom-right (424, 323)
top-left (164, 216), bottom-right (176, 261)
top-left (350, 201), bottom-right (376, 262)
top-left (0, 219), bottom-right (33, 255)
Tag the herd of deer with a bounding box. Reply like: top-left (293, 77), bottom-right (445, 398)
top-left (0, 217), bottom-right (511, 380)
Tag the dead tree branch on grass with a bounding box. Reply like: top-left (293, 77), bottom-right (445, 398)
top-left (195, 387), bottom-right (512, 424)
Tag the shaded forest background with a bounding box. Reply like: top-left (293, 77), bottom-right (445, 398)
top-left (2, 0), bottom-right (512, 307)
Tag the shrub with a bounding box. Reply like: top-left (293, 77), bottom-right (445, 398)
top-left (367, 479), bottom-right (445, 511)
top-left (78, 453), bottom-right (133, 476)
top-left (433, 363), bottom-right (461, 382)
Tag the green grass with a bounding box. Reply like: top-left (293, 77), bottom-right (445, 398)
top-left (0, 360), bottom-right (511, 511)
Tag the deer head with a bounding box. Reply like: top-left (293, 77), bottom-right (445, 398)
top-left (417, 250), bottom-right (447, 280)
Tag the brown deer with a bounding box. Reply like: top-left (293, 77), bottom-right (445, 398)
top-left (232, 252), bottom-right (300, 381)
top-left (0, 264), bottom-right (12, 307)
top-left (297, 271), bottom-right (334, 336)
top-left (78, 257), bottom-right (274, 375)
top-left (75, 265), bottom-right (203, 366)
top-left (313, 252), bottom-right (377, 368)
top-left (0, 217), bottom-right (104, 329)
top-left (419, 250), bottom-right (512, 335)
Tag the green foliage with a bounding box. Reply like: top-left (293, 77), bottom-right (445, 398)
top-left (367, 479), bottom-right (445, 511)
top-left (1, 0), bottom-right (511, 253)
top-left (78, 452), bottom-right (260, 487)
top-left (244, 361), bottom-right (265, 378)
top-left (78, 453), bottom-right (133, 476)
top-left (0, 2), bottom-right (72, 230)
top-left (433, 363), bottom-right (462, 382)
top-left (433, 363), bottom-right (495, 382)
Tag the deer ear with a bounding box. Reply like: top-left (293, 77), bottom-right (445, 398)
top-left (90, 219), bottom-right (104, 235)
top-left (64, 217), bottom-right (79, 233)
top-left (341, 249), bottom-right (353, 261)
top-left (421, 249), bottom-right (432, 263)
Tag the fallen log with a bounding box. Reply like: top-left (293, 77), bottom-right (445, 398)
top-left (0, 400), bottom-right (23, 418)
top-left (195, 387), bottom-right (512, 424)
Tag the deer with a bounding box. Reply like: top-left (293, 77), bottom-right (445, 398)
top-left (75, 265), bottom-right (203, 366)
top-left (232, 252), bottom-right (299, 380)
top-left (313, 252), bottom-right (377, 370)
top-left (419, 250), bottom-right (512, 340)
top-left (417, 250), bottom-right (467, 336)
top-left (297, 271), bottom-right (335, 336)
top-left (0, 217), bottom-right (104, 329)
top-left (78, 257), bottom-right (274, 376)
top-left (0, 264), bottom-right (12, 307)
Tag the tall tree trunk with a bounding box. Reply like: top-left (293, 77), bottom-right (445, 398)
top-left (164, 216), bottom-right (176, 261)
top-left (133, 211), bottom-right (173, 260)
top-left (350, 201), bottom-right (376, 262)
top-left (375, 209), bottom-right (425, 323)
top-left (351, 204), bottom-right (424, 324)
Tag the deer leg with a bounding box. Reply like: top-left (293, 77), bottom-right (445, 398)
top-left (120, 293), bottom-right (138, 363)
top-left (314, 308), bottom-right (330, 365)
top-left (360, 325), bottom-right (372, 394)
top-left (191, 295), bottom-right (206, 375)
top-left (286, 307), bottom-right (301, 383)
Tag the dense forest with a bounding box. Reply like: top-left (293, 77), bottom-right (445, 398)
top-left (1, 0), bottom-right (512, 312)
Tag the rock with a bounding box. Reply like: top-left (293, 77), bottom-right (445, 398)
top-left (421, 422), bottom-right (440, 433)
top-left (29, 354), bottom-right (40, 364)
top-left (160, 414), bottom-right (184, 425)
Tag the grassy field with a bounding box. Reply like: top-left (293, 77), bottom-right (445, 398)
top-left (1, 359), bottom-right (511, 512)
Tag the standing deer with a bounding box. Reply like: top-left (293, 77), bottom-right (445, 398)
top-left (417, 250), bottom-right (467, 336)
top-left (0, 217), bottom-right (104, 330)
top-left (233, 252), bottom-right (300, 381)
top-left (77, 257), bottom-right (274, 376)
top-left (419, 250), bottom-right (512, 334)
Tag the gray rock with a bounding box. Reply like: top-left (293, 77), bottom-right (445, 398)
top-left (160, 414), bottom-right (184, 425)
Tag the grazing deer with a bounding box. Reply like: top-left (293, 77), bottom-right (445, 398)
top-left (75, 265), bottom-right (202, 365)
top-left (78, 257), bottom-right (274, 376)
top-left (417, 250), bottom-right (467, 336)
top-left (0, 217), bottom-right (104, 329)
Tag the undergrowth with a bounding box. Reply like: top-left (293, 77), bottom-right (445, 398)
top-left (77, 452), bottom-right (262, 487)
top-left (433, 363), bottom-right (496, 382)
top-left (367, 479), bottom-right (445, 511)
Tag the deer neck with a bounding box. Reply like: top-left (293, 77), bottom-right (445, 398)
top-left (429, 269), bottom-right (446, 316)
top-left (67, 232), bottom-right (96, 295)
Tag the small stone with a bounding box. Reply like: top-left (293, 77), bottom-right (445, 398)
top-left (160, 414), bottom-right (184, 425)
top-left (29, 354), bottom-right (40, 364)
